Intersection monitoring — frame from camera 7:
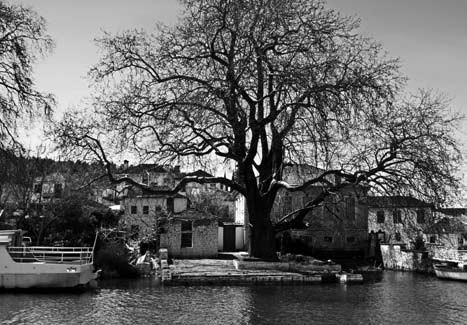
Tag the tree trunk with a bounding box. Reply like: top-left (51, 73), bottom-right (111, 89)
top-left (246, 196), bottom-right (278, 261)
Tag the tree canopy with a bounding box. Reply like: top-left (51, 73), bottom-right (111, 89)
top-left (0, 1), bottom-right (54, 152)
top-left (55, 0), bottom-right (462, 259)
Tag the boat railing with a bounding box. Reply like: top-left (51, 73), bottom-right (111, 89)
top-left (7, 246), bottom-right (94, 265)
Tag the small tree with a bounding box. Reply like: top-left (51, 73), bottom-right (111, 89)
top-left (55, 0), bottom-right (461, 260)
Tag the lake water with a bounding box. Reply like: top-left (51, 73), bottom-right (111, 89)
top-left (0, 271), bottom-right (465, 324)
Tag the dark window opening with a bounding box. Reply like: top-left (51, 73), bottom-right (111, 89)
top-left (54, 183), bottom-right (63, 198)
top-left (393, 210), bottom-right (402, 224)
top-left (181, 220), bottom-right (193, 248)
top-left (143, 206), bottom-right (149, 214)
top-left (131, 206), bottom-right (137, 214)
top-left (167, 197), bottom-right (174, 213)
top-left (181, 233), bottom-right (192, 248)
top-left (33, 184), bottom-right (42, 194)
top-left (324, 236), bottom-right (333, 243)
top-left (142, 173), bottom-right (149, 185)
top-left (346, 236), bottom-right (355, 243)
top-left (429, 236), bottom-right (436, 244)
top-left (155, 205), bottom-right (162, 212)
top-left (181, 220), bottom-right (192, 232)
top-left (416, 210), bottom-right (425, 224)
top-left (377, 211), bottom-right (385, 223)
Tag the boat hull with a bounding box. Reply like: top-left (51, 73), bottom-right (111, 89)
top-left (434, 265), bottom-right (467, 282)
top-left (0, 264), bottom-right (100, 289)
top-left (0, 230), bottom-right (100, 289)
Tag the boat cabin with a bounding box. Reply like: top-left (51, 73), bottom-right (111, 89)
top-left (0, 229), bottom-right (27, 246)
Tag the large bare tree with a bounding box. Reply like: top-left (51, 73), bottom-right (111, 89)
top-left (0, 1), bottom-right (54, 152)
top-left (55, 0), bottom-right (461, 260)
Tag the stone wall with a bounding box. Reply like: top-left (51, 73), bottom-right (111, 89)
top-left (381, 244), bottom-right (467, 273)
top-left (427, 244), bottom-right (467, 262)
top-left (368, 206), bottom-right (431, 247)
top-left (380, 244), bottom-right (432, 272)
top-left (161, 219), bottom-right (218, 258)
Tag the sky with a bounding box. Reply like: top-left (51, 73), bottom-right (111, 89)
top-left (13, 0), bottom-right (467, 155)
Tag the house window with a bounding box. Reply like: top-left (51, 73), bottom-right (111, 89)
top-left (376, 211), bottom-right (385, 223)
top-left (167, 197), bottom-right (174, 213)
top-left (324, 236), bottom-right (333, 243)
top-left (131, 206), bottom-right (137, 214)
top-left (142, 173), bottom-right (149, 185)
top-left (54, 183), bottom-right (63, 198)
top-left (347, 236), bottom-right (355, 243)
top-left (429, 235), bottom-right (436, 244)
top-left (33, 184), bottom-right (42, 194)
top-left (416, 210), bottom-right (425, 224)
top-left (181, 220), bottom-right (193, 248)
top-left (155, 205), bottom-right (162, 212)
top-left (393, 210), bottom-right (402, 224)
top-left (143, 206), bottom-right (149, 214)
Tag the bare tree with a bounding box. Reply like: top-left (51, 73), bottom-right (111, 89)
top-left (54, 0), bottom-right (461, 259)
top-left (0, 1), bottom-right (55, 152)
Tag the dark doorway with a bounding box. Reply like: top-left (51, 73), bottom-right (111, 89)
top-left (223, 225), bottom-right (236, 251)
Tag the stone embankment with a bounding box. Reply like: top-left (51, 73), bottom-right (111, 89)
top-left (380, 243), bottom-right (467, 273)
top-left (151, 251), bottom-right (363, 285)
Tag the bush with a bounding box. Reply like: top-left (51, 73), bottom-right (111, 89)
top-left (94, 242), bottom-right (138, 278)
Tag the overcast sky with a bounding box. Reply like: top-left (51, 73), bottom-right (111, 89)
top-left (14, 0), bottom-right (467, 153)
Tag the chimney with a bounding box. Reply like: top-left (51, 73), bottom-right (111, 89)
top-left (123, 160), bottom-right (129, 170)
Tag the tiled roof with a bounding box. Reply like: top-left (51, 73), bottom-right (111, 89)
top-left (169, 208), bottom-right (218, 220)
top-left (435, 208), bottom-right (467, 216)
top-left (185, 169), bottom-right (214, 178)
top-left (366, 196), bottom-right (433, 208)
top-left (121, 164), bottom-right (169, 174)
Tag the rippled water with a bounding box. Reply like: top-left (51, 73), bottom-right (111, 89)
top-left (0, 272), bottom-right (466, 324)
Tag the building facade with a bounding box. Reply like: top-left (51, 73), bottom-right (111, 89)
top-left (367, 196), bottom-right (434, 248)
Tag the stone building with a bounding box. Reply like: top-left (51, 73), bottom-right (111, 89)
top-left (121, 192), bottom-right (188, 237)
top-left (31, 172), bottom-right (66, 205)
top-left (427, 208), bottom-right (467, 249)
top-left (270, 164), bottom-right (368, 257)
top-left (159, 209), bottom-right (218, 258)
top-left (367, 196), bottom-right (434, 248)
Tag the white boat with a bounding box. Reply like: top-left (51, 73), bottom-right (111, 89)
top-left (0, 230), bottom-right (100, 289)
top-left (433, 262), bottom-right (467, 282)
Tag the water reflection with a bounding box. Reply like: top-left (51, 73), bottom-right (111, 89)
top-left (0, 272), bottom-right (465, 324)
